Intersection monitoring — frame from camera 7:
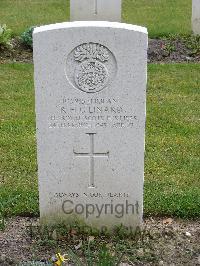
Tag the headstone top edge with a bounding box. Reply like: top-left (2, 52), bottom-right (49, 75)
top-left (33, 21), bottom-right (148, 35)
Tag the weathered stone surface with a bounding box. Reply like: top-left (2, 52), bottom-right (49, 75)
top-left (33, 21), bottom-right (147, 231)
top-left (70, 0), bottom-right (121, 22)
top-left (192, 0), bottom-right (200, 34)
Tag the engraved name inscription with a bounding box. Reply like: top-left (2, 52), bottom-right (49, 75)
top-left (49, 97), bottom-right (137, 129)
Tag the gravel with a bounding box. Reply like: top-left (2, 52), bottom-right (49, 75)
top-left (0, 37), bottom-right (199, 64)
top-left (0, 217), bottom-right (200, 265)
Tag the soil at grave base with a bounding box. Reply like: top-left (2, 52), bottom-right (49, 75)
top-left (0, 217), bottom-right (200, 266)
top-left (0, 37), bottom-right (200, 64)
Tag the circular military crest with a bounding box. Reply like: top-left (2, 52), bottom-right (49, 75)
top-left (74, 60), bottom-right (109, 92)
top-left (66, 43), bottom-right (117, 93)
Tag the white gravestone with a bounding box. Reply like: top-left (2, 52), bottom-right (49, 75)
top-left (192, 0), bottom-right (200, 34)
top-left (33, 21), bottom-right (147, 231)
top-left (70, 0), bottom-right (121, 22)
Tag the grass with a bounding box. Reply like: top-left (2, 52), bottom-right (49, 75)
top-left (0, 0), bottom-right (69, 36)
top-left (0, 64), bottom-right (38, 216)
top-left (0, 0), bottom-right (192, 37)
top-left (123, 0), bottom-right (192, 37)
top-left (0, 63), bottom-right (199, 219)
top-left (145, 64), bottom-right (200, 218)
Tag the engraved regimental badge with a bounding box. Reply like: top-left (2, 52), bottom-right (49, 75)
top-left (66, 43), bottom-right (117, 93)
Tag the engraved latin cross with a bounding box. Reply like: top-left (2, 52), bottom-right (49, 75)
top-left (74, 133), bottom-right (109, 188)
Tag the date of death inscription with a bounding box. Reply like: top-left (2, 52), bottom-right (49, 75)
top-left (49, 97), bottom-right (138, 129)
